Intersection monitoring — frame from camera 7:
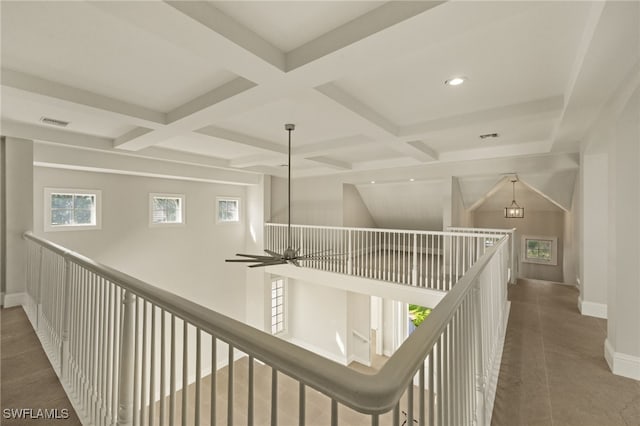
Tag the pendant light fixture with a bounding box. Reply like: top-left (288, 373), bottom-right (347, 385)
top-left (504, 178), bottom-right (524, 218)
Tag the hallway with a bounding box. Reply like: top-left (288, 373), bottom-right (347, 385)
top-left (492, 280), bottom-right (640, 426)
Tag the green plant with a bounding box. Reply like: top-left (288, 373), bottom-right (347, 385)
top-left (409, 304), bottom-right (432, 327)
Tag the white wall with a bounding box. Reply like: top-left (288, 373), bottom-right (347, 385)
top-left (343, 183), bottom-right (376, 228)
top-left (356, 180), bottom-right (444, 231)
top-left (271, 176), bottom-right (343, 226)
top-left (605, 84), bottom-right (640, 378)
top-left (450, 176), bottom-right (472, 228)
top-left (286, 278), bottom-right (349, 364)
top-left (3, 138), bottom-right (33, 306)
top-left (580, 152), bottom-right (608, 316)
top-left (33, 167), bottom-right (248, 322)
top-left (347, 291), bottom-right (371, 365)
top-left (473, 210), bottom-right (565, 283)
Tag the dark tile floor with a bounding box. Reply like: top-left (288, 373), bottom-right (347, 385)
top-left (1, 307), bottom-right (81, 425)
top-left (492, 279), bottom-right (640, 426)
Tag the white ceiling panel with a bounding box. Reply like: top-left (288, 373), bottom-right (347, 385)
top-left (1, 91), bottom-right (136, 139)
top-left (157, 133), bottom-right (266, 160)
top-left (333, 1), bottom-right (590, 126)
top-left (1, 1), bottom-right (237, 112)
top-left (215, 90), bottom-right (368, 146)
top-left (211, 1), bottom-right (384, 52)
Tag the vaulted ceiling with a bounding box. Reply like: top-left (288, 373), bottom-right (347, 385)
top-left (1, 1), bottom-right (638, 180)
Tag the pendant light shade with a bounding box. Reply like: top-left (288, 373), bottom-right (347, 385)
top-left (505, 179), bottom-right (524, 218)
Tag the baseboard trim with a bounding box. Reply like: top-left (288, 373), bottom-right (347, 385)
top-left (605, 338), bottom-right (640, 380)
top-left (2, 292), bottom-right (27, 308)
top-left (578, 298), bottom-right (608, 319)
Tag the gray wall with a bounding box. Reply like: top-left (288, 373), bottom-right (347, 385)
top-left (473, 210), bottom-right (566, 283)
top-left (3, 138), bottom-right (33, 303)
top-left (33, 167), bottom-right (248, 321)
top-left (343, 183), bottom-right (376, 228)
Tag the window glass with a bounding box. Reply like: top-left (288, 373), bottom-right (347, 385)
top-left (151, 196), bottom-right (183, 224)
top-left (45, 189), bottom-right (101, 232)
top-left (217, 198), bottom-right (240, 223)
top-left (271, 278), bottom-right (285, 335)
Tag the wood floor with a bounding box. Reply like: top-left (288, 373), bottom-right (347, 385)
top-left (3, 280), bottom-right (639, 425)
top-left (1, 306), bottom-right (81, 425)
top-left (491, 279), bottom-right (640, 426)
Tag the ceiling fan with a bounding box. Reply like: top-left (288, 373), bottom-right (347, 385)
top-left (226, 124), bottom-right (337, 268)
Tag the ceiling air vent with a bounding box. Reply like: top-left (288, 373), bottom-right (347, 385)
top-left (40, 116), bottom-right (70, 127)
top-left (479, 133), bottom-right (499, 139)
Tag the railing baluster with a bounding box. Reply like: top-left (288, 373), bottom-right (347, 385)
top-left (183, 321), bottom-right (189, 426)
top-left (271, 368), bottom-right (277, 426)
top-left (140, 301), bottom-right (148, 426)
top-left (170, 315), bottom-right (176, 426)
top-left (227, 346), bottom-right (234, 426)
top-left (160, 309), bottom-right (166, 426)
top-left (419, 363), bottom-right (425, 426)
top-left (299, 382), bottom-right (305, 426)
top-left (330, 399), bottom-right (338, 426)
top-left (196, 329), bottom-right (202, 426)
top-left (247, 355), bottom-right (253, 426)
top-left (211, 336), bottom-right (217, 426)
top-left (392, 402), bottom-right (400, 426)
top-left (133, 296), bottom-right (140, 426)
top-left (149, 306), bottom-right (156, 426)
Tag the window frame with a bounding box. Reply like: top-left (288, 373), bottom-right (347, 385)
top-left (149, 193), bottom-right (186, 227)
top-left (270, 277), bottom-right (287, 336)
top-left (44, 188), bottom-right (102, 232)
top-left (521, 235), bottom-right (558, 266)
top-left (216, 197), bottom-right (241, 224)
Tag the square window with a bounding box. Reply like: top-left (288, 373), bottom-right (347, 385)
top-left (149, 194), bottom-right (185, 226)
top-left (217, 197), bottom-right (240, 223)
top-left (521, 235), bottom-right (558, 265)
top-left (44, 188), bottom-right (101, 232)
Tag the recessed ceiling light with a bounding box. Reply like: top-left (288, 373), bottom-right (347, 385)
top-left (445, 76), bottom-right (467, 86)
top-left (370, 181), bottom-right (376, 184)
top-left (410, 178), bottom-right (415, 182)
top-left (479, 133), bottom-right (499, 139)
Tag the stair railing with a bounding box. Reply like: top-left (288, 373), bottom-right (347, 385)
top-left (23, 230), bottom-right (510, 426)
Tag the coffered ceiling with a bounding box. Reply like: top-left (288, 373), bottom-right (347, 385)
top-left (1, 1), bottom-right (638, 179)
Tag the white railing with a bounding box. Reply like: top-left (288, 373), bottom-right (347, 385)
top-left (446, 227), bottom-right (517, 284)
top-left (23, 230), bottom-right (510, 426)
top-left (265, 224), bottom-right (503, 291)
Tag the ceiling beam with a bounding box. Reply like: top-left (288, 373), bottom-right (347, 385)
top-left (165, 0), bottom-right (285, 72)
top-left (400, 96), bottom-right (564, 138)
top-left (315, 83), bottom-right (398, 137)
top-left (305, 156), bottom-right (352, 170)
top-left (197, 125), bottom-right (287, 155)
top-left (404, 141), bottom-right (439, 161)
top-left (286, 1), bottom-right (446, 71)
top-left (1, 69), bottom-right (166, 128)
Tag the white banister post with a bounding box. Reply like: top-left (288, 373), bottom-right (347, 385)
top-left (36, 245), bottom-right (44, 330)
top-left (412, 233), bottom-right (418, 286)
top-left (60, 257), bottom-right (71, 379)
top-left (347, 230), bottom-right (353, 275)
top-left (117, 290), bottom-right (136, 426)
top-left (473, 284), bottom-right (486, 426)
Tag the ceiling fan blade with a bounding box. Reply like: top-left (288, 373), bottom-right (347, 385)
top-left (225, 258), bottom-right (273, 263)
top-left (234, 253), bottom-right (278, 259)
top-left (248, 260), bottom-right (287, 268)
top-left (290, 259), bottom-right (301, 267)
top-left (264, 249), bottom-right (283, 258)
